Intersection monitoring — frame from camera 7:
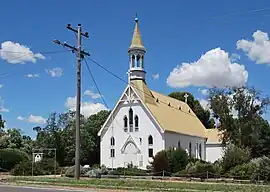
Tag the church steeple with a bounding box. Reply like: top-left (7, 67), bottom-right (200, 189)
top-left (128, 16), bottom-right (146, 82)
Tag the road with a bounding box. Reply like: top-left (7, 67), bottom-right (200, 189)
top-left (0, 185), bottom-right (98, 192)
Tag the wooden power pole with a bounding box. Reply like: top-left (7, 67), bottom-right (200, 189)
top-left (53, 24), bottom-right (89, 180)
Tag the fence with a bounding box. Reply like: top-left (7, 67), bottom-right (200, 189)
top-left (92, 169), bottom-right (268, 185)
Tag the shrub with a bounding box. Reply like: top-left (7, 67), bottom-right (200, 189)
top-left (36, 158), bottom-right (60, 175)
top-left (153, 148), bottom-right (189, 175)
top-left (167, 148), bottom-right (189, 173)
top-left (228, 162), bottom-right (257, 180)
top-left (11, 158), bottom-right (59, 176)
top-left (152, 150), bottom-right (169, 175)
top-left (0, 148), bottom-right (29, 171)
top-left (184, 161), bottom-right (221, 179)
top-left (251, 156), bottom-right (270, 182)
top-left (109, 166), bottom-right (147, 176)
top-left (11, 160), bottom-right (42, 176)
top-left (65, 165), bottom-right (84, 177)
top-left (221, 144), bottom-right (251, 173)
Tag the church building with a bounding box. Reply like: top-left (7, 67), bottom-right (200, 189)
top-left (98, 17), bottom-right (223, 169)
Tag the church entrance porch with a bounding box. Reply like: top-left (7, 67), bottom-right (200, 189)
top-left (121, 135), bottom-right (141, 167)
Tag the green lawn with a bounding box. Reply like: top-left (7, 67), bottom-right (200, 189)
top-left (5, 176), bottom-right (270, 191)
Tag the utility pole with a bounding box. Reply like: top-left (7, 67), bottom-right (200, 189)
top-left (53, 24), bottom-right (89, 180)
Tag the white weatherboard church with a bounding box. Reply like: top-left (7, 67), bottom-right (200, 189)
top-left (98, 17), bottom-right (223, 169)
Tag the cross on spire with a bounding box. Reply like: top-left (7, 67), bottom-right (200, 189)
top-left (184, 93), bottom-right (189, 103)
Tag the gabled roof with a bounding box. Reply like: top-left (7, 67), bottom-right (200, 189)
top-left (130, 80), bottom-right (207, 138)
top-left (205, 128), bottom-right (222, 144)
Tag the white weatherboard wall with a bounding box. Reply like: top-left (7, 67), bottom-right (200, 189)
top-left (164, 132), bottom-right (206, 160)
top-left (100, 100), bottom-right (164, 169)
top-left (205, 143), bottom-right (224, 163)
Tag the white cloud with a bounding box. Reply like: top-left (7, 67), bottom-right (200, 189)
top-left (230, 53), bottom-right (241, 62)
top-left (65, 96), bottom-right (107, 117)
top-left (25, 74), bottom-right (40, 78)
top-left (17, 114), bottom-right (46, 124)
top-left (84, 90), bottom-right (102, 99)
top-left (199, 98), bottom-right (210, 110)
top-left (0, 84), bottom-right (3, 88)
top-left (198, 88), bottom-right (209, 96)
top-left (17, 116), bottom-right (24, 121)
top-left (237, 30), bottom-right (270, 64)
top-left (0, 96), bottom-right (9, 112)
top-left (167, 48), bottom-right (248, 88)
top-left (45, 67), bottom-right (63, 77)
top-left (152, 73), bottom-right (160, 80)
top-left (0, 41), bottom-right (46, 64)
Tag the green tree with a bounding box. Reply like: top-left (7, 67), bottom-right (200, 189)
top-left (33, 111), bottom-right (79, 166)
top-left (33, 110), bottom-right (110, 166)
top-left (0, 115), bottom-right (5, 136)
top-left (221, 144), bottom-right (251, 173)
top-left (208, 86), bottom-right (270, 154)
top-left (82, 110), bottom-right (110, 165)
top-left (153, 148), bottom-right (189, 175)
top-left (168, 92), bottom-right (214, 128)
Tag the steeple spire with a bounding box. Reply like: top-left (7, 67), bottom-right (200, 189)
top-left (128, 16), bottom-right (146, 82)
top-left (129, 16), bottom-right (146, 52)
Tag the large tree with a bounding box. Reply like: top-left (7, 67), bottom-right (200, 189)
top-left (208, 86), bottom-right (270, 157)
top-left (168, 92), bottom-right (215, 128)
top-left (33, 110), bottom-right (110, 166)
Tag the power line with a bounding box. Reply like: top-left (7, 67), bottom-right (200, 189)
top-left (0, 50), bottom-right (71, 78)
top-left (87, 57), bottom-right (198, 119)
top-left (84, 58), bottom-right (144, 141)
top-left (210, 7), bottom-right (270, 19)
top-left (84, 59), bottom-right (109, 109)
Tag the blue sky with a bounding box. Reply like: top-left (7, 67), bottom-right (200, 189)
top-left (1, 0), bottom-right (270, 137)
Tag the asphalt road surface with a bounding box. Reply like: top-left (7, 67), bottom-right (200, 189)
top-left (0, 185), bottom-right (98, 192)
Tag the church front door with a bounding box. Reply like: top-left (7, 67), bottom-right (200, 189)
top-left (123, 142), bottom-right (139, 166)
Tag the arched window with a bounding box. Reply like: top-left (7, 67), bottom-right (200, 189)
top-left (131, 55), bottom-right (135, 67)
top-left (199, 144), bottom-right (202, 159)
top-left (141, 55), bottom-right (144, 68)
top-left (136, 55), bottom-right (141, 67)
top-left (123, 116), bottom-right (128, 127)
top-left (189, 142), bottom-right (192, 157)
top-left (177, 140), bottom-right (181, 148)
top-left (110, 137), bottom-right (115, 146)
top-left (123, 116), bottom-right (128, 132)
top-left (135, 115), bottom-right (139, 131)
top-left (129, 108), bottom-right (133, 126)
top-left (148, 135), bottom-right (153, 145)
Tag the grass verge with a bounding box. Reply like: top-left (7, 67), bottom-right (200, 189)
top-left (3, 176), bottom-right (270, 192)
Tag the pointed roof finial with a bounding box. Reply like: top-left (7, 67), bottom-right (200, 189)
top-left (129, 14), bottom-right (146, 52)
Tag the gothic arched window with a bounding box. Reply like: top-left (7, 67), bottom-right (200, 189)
top-left (131, 55), bottom-right (135, 67)
top-left (135, 115), bottom-right (139, 127)
top-left (199, 143), bottom-right (202, 159)
top-left (148, 135), bottom-right (153, 145)
top-left (141, 55), bottom-right (144, 68)
top-left (129, 108), bottom-right (133, 132)
top-left (178, 140), bottom-right (181, 148)
top-left (129, 108), bottom-right (133, 126)
top-left (189, 142), bottom-right (192, 157)
top-left (110, 137), bottom-right (115, 146)
top-left (123, 116), bottom-right (128, 128)
top-left (123, 116), bottom-right (128, 132)
top-left (136, 55), bottom-right (141, 67)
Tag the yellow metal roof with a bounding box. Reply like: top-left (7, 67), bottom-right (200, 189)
top-left (129, 18), bottom-right (146, 51)
top-left (131, 80), bottom-right (207, 138)
top-left (205, 129), bottom-right (222, 144)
